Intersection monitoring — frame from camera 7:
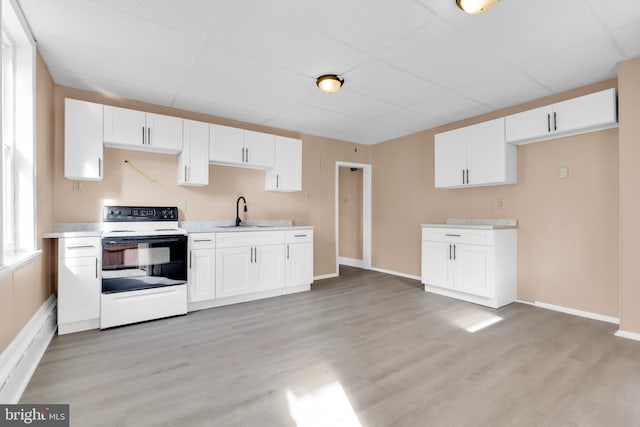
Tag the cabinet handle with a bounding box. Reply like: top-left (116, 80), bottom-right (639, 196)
top-left (553, 112), bottom-right (557, 131)
top-left (445, 234), bottom-right (461, 237)
top-left (189, 251), bottom-right (192, 269)
top-left (250, 247), bottom-right (253, 263)
top-left (98, 158), bottom-right (102, 177)
top-left (246, 148), bottom-right (249, 163)
top-left (466, 169), bottom-right (469, 184)
top-left (142, 126), bottom-right (146, 144)
top-left (453, 244), bottom-right (456, 260)
top-left (148, 127), bottom-right (151, 145)
top-left (67, 245), bottom-right (94, 250)
top-left (184, 165), bottom-right (188, 182)
top-left (294, 234), bottom-right (307, 238)
top-left (277, 174), bottom-right (279, 188)
top-left (95, 258), bottom-right (99, 278)
top-left (449, 244), bottom-right (452, 260)
top-left (242, 147), bottom-right (245, 162)
top-left (254, 246), bottom-right (257, 263)
top-left (193, 239), bottom-right (212, 243)
top-left (547, 114), bottom-right (551, 132)
top-left (287, 244), bottom-right (290, 260)
top-left (462, 169), bottom-right (465, 184)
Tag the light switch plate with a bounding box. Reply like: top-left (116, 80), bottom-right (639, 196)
top-left (559, 166), bottom-right (569, 179)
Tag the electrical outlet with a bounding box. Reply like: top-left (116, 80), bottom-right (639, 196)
top-left (497, 199), bottom-right (504, 209)
top-left (559, 166), bottom-right (569, 179)
top-left (73, 181), bottom-right (83, 192)
top-left (178, 200), bottom-right (187, 212)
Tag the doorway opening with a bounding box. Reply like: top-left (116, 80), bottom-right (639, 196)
top-left (335, 162), bottom-right (372, 276)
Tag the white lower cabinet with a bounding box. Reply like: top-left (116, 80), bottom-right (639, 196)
top-left (285, 230), bottom-right (314, 288)
top-left (421, 227), bottom-right (516, 308)
top-left (215, 246), bottom-right (253, 298)
top-left (255, 244), bottom-right (285, 291)
top-left (57, 237), bottom-right (101, 334)
top-left (188, 234), bottom-right (216, 303)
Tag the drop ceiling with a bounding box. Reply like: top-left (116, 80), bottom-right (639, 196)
top-left (19, 0), bottom-right (640, 144)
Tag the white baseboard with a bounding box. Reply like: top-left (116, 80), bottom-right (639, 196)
top-left (313, 273), bottom-right (339, 281)
top-left (531, 301), bottom-right (619, 324)
top-left (0, 294), bottom-right (57, 404)
top-left (337, 257), bottom-right (364, 268)
top-left (370, 267), bottom-right (421, 281)
top-left (615, 329), bottom-right (640, 342)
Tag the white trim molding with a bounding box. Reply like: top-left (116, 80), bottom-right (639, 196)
top-left (313, 273), bottom-right (339, 281)
top-left (370, 267), bottom-right (421, 282)
top-left (337, 257), bottom-right (364, 269)
top-left (615, 330), bottom-right (640, 342)
top-left (0, 294), bottom-right (57, 403)
top-left (529, 301), bottom-right (619, 324)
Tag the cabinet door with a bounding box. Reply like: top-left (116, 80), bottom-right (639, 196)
top-left (64, 99), bottom-right (104, 181)
top-left (422, 241), bottom-right (453, 289)
top-left (453, 244), bottom-right (491, 297)
top-left (58, 256), bottom-right (101, 324)
top-left (215, 247), bottom-right (253, 298)
top-left (255, 244), bottom-right (285, 291)
top-left (145, 113), bottom-right (183, 154)
top-left (103, 105), bottom-right (146, 148)
top-left (434, 128), bottom-right (465, 188)
top-left (504, 105), bottom-right (552, 144)
top-left (552, 88), bottom-right (617, 135)
top-left (210, 124), bottom-right (245, 164)
top-left (188, 248), bottom-right (215, 302)
top-left (266, 136), bottom-right (302, 192)
top-left (286, 242), bottom-right (313, 287)
top-left (244, 130), bottom-right (275, 168)
top-left (465, 118), bottom-right (505, 185)
top-left (179, 119), bottom-right (209, 186)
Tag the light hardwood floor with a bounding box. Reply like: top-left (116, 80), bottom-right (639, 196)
top-left (22, 266), bottom-right (640, 426)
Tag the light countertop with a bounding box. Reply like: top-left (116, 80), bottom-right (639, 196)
top-left (43, 220), bottom-right (313, 238)
top-left (422, 218), bottom-right (517, 230)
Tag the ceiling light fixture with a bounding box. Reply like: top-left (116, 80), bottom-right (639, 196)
top-left (316, 74), bottom-right (344, 94)
top-left (456, 0), bottom-right (500, 14)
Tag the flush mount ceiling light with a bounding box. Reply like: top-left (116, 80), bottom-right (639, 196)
top-left (456, 0), bottom-right (500, 14)
top-left (316, 74), bottom-right (344, 94)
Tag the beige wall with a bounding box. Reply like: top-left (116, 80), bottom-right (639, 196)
top-left (53, 86), bottom-right (372, 278)
top-left (0, 53), bottom-right (55, 352)
top-left (339, 167), bottom-right (363, 260)
top-left (618, 57), bottom-right (640, 333)
top-left (372, 79), bottom-right (620, 318)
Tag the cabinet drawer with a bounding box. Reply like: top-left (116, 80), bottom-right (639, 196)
top-left (422, 228), bottom-right (493, 246)
top-left (59, 237), bottom-right (101, 258)
top-left (216, 230), bottom-right (284, 248)
top-left (285, 229), bottom-right (313, 243)
top-left (188, 233), bottom-right (216, 249)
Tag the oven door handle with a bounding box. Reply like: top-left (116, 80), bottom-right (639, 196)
top-left (103, 235), bottom-right (186, 245)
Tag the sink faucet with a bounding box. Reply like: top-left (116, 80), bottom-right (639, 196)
top-left (235, 196), bottom-right (247, 226)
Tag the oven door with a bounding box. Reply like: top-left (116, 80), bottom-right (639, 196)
top-left (102, 234), bottom-right (187, 293)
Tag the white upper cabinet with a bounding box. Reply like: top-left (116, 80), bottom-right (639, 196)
top-left (265, 136), bottom-right (302, 192)
top-left (435, 118), bottom-right (516, 189)
top-left (179, 119), bottom-right (209, 186)
top-left (244, 130), bottom-right (275, 168)
top-left (505, 88), bottom-right (617, 145)
top-left (103, 105), bottom-right (182, 154)
top-left (209, 124), bottom-right (275, 169)
top-left (64, 98), bottom-right (104, 181)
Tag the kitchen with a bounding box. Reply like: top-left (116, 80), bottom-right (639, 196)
top-left (1, 0), bottom-right (640, 425)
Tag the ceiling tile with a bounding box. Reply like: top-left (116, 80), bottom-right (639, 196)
top-left (521, 36), bottom-right (623, 93)
top-left (584, 0), bottom-right (640, 31)
top-left (304, 90), bottom-right (398, 120)
top-left (375, 108), bottom-right (446, 133)
top-left (411, 93), bottom-right (492, 123)
top-left (174, 42), bottom-right (317, 120)
top-left (457, 68), bottom-right (552, 110)
top-left (613, 24), bottom-right (640, 59)
top-left (380, 19), bottom-right (509, 90)
top-left (207, 2), bottom-right (366, 77)
top-left (269, 104), bottom-right (364, 131)
top-left (334, 121), bottom-right (411, 144)
top-left (343, 60), bottom-right (446, 107)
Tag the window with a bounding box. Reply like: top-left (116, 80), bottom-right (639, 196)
top-left (1, 0), bottom-right (36, 270)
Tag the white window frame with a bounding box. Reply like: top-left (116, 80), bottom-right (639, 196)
top-left (0, 0), bottom-right (39, 277)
